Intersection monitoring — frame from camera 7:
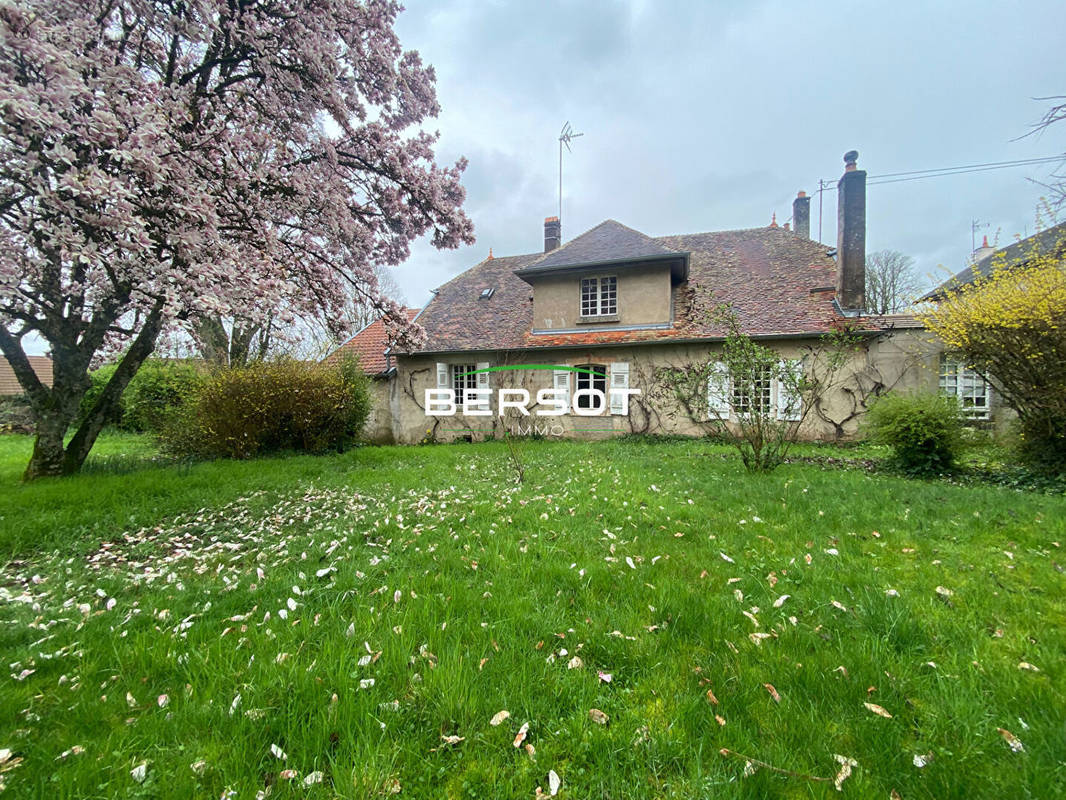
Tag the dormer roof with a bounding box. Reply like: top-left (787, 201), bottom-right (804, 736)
top-left (514, 219), bottom-right (689, 282)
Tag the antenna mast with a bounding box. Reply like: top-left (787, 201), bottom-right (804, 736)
top-left (559, 122), bottom-right (583, 224)
top-left (970, 219), bottom-right (989, 253)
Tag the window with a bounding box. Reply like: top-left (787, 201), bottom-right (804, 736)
top-left (939, 357), bottom-right (990, 420)
top-left (731, 365), bottom-right (773, 416)
top-left (580, 277), bottom-right (617, 317)
top-left (452, 363), bottom-right (477, 406)
top-left (575, 364), bottom-right (607, 411)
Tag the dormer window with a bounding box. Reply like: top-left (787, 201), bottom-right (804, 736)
top-left (581, 276), bottom-right (617, 317)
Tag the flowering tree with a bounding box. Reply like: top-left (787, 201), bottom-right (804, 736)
top-left (0, 0), bottom-right (473, 478)
top-left (920, 226), bottom-right (1066, 471)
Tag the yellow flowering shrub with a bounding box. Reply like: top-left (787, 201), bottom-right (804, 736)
top-left (920, 226), bottom-right (1066, 470)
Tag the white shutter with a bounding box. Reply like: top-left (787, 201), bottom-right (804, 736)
top-left (707, 361), bottom-right (731, 418)
top-left (609, 362), bottom-right (630, 415)
top-left (775, 359), bottom-right (803, 421)
top-left (472, 361), bottom-right (491, 412)
top-left (436, 362), bottom-right (449, 390)
top-left (553, 368), bottom-right (571, 410)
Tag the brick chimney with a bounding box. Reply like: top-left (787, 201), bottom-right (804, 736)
top-left (792, 191), bottom-right (810, 239)
top-left (544, 216), bottom-right (561, 252)
top-left (835, 150), bottom-right (866, 312)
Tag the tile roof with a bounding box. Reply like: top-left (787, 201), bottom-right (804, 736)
top-left (410, 222), bottom-right (868, 354)
top-left (324, 308), bottom-right (421, 374)
top-left (518, 219), bottom-right (685, 275)
top-left (0, 354), bottom-right (53, 395)
top-left (923, 221), bottom-right (1066, 299)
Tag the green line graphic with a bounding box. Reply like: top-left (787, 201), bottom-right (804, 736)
top-left (469, 365), bottom-right (603, 377)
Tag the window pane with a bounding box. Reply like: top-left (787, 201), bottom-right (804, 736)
top-left (600, 277), bottom-right (617, 315)
top-left (581, 279), bottom-right (597, 316)
top-left (452, 364), bottom-right (477, 405)
top-left (940, 357), bottom-right (990, 419)
top-left (580, 277), bottom-right (616, 317)
top-left (732, 365), bottom-right (772, 414)
top-left (575, 364), bottom-right (607, 410)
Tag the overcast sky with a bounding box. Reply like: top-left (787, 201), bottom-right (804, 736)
top-left (390, 0), bottom-right (1064, 308)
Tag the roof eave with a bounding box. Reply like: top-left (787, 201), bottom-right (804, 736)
top-left (400, 327), bottom-right (893, 357)
top-left (513, 252), bottom-right (690, 284)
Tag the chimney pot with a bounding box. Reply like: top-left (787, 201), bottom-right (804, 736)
top-left (836, 150), bottom-right (866, 311)
top-left (770, 212), bottom-right (778, 228)
top-left (543, 216), bottom-right (561, 252)
top-left (783, 222), bottom-right (791, 231)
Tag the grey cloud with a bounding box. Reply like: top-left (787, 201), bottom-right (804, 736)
top-left (392, 0), bottom-right (1062, 307)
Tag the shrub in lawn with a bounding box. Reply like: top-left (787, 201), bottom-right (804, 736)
top-left (865, 392), bottom-right (964, 475)
top-left (163, 357), bottom-right (371, 459)
top-left (120, 359), bottom-right (205, 433)
top-left (0, 394), bottom-right (35, 434)
top-left (80, 359), bottom-right (204, 433)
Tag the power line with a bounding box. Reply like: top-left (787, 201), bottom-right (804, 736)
top-left (815, 154), bottom-right (1063, 189)
top-left (868, 155), bottom-right (1063, 181)
top-left (813, 154), bottom-right (1064, 235)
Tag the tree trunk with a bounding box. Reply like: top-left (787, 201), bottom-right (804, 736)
top-left (16, 302), bottom-right (167, 480)
top-left (23, 411), bottom-right (70, 481)
top-left (192, 314), bottom-right (232, 366)
top-left (60, 304), bottom-right (166, 475)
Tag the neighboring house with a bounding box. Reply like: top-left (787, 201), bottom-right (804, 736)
top-left (325, 307), bottom-right (421, 443)
top-left (0, 354), bottom-right (52, 396)
top-left (351, 152), bottom-right (1003, 443)
top-left (923, 221), bottom-right (1066, 300)
top-left (920, 222), bottom-right (1066, 423)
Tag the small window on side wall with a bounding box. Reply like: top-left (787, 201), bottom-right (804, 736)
top-left (939, 357), bottom-right (990, 420)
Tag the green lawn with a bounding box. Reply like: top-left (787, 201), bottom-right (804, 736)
top-left (0, 433), bottom-right (1063, 798)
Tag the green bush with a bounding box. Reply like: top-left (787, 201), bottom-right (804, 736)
top-left (865, 392), bottom-right (964, 476)
top-left (162, 357), bottom-right (371, 459)
top-left (80, 360), bottom-right (204, 433)
top-left (122, 360), bottom-right (205, 432)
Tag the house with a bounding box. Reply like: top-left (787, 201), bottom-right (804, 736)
top-left (923, 221), bottom-right (1066, 300)
top-left (0, 354), bottom-right (52, 396)
top-left (346, 151), bottom-right (1000, 443)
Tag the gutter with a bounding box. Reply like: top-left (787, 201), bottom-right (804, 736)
top-left (400, 328), bottom-right (891, 359)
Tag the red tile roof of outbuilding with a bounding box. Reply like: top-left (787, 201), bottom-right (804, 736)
top-left (325, 308), bottom-right (421, 374)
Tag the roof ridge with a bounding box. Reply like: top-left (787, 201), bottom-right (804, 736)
top-left (522, 219), bottom-right (683, 273)
top-left (430, 250), bottom-right (542, 293)
top-left (656, 225), bottom-right (808, 240)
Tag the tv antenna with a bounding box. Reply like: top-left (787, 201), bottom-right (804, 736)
top-left (559, 121), bottom-right (584, 222)
top-left (970, 219), bottom-right (990, 253)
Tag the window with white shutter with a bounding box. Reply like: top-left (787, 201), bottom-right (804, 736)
top-left (553, 369), bottom-right (571, 410)
top-left (609, 362), bottom-right (630, 415)
top-left (707, 361), bottom-right (731, 418)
